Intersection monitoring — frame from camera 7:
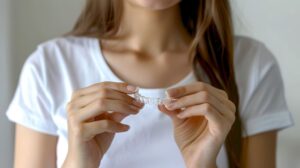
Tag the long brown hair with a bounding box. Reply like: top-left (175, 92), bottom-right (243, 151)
top-left (70, 0), bottom-right (242, 167)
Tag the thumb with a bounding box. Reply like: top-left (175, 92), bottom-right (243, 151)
top-left (158, 104), bottom-right (183, 124)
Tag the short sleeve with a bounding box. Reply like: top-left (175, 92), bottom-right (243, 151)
top-left (238, 42), bottom-right (294, 137)
top-left (6, 47), bottom-right (58, 136)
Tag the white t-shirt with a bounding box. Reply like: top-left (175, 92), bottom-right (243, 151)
top-left (6, 36), bottom-right (294, 168)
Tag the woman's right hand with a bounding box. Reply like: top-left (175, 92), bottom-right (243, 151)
top-left (62, 82), bottom-right (144, 168)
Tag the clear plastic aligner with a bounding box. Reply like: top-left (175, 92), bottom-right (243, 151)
top-left (132, 92), bottom-right (176, 105)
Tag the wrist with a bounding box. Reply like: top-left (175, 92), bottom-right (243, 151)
top-left (183, 149), bottom-right (217, 168)
top-left (62, 152), bottom-right (101, 168)
top-left (191, 163), bottom-right (217, 168)
top-left (185, 159), bottom-right (217, 168)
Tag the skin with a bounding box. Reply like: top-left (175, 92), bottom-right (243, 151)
top-left (63, 83), bottom-right (144, 168)
top-left (13, 0), bottom-right (277, 168)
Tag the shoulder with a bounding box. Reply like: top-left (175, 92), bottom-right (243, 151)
top-left (233, 35), bottom-right (278, 86)
top-left (233, 36), bottom-right (293, 136)
top-left (38, 36), bottom-right (93, 49)
top-left (25, 36), bottom-right (96, 71)
top-left (22, 36), bottom-right (99, 91)
top-left (234, 35), bottom-right (277, 67)
top-left (31, 36), bottom-right (94, 60)
top-left (233, 35), bottom-right (285, 118)
top-left (233, 35), bottom-right (281, 113)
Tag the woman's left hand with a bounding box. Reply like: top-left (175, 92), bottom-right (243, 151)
top-left (158, 82), bottom-right (236, 168)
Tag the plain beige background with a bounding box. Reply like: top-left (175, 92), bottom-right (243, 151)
top-left (1, 0), bottom-right (299, 167)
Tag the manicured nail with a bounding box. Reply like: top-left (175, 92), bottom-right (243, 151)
top-left (166, 103), bottom-right (175, 110)
top-left (163, 99), bottom-right (177, 110)
top-left (164, 98), bottom-right (176, 104)
top-left (127, 85), bottom-right (138, 92)
top-left (132, 100), bottom-right (143, 107)
top-left (123, 125), bottom-right (130, 130)
top-left (130, 105), bottom-right (140, 111)
top-left (165, 90), bottom-right (171, 98)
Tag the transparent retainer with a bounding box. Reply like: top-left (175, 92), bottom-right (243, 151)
top-left (131, 92), bottom-right (176, 105)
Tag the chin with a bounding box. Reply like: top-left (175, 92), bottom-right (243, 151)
top-left (126, 0), bottom-right (181, 10)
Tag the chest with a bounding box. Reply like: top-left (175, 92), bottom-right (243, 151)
top-left (101, 48), bottom-right (193, 88)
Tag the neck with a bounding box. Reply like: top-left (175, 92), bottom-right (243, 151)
top-left (116, 1), bottom-right (192, 56)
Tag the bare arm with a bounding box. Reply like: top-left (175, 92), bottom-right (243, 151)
top-left (242, 131), bottom-right (277, 168)
top-left (14, 124), bottom-right (58, 168)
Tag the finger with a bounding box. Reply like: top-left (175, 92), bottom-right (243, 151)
top-left (109, 112), bottom-right (130, 122)
top-left (158, 104), bottom-right (183, 124)
top-left (166, 82), bottom-right (228, 99)
top-left (72, 82), bottom-right (138, 99)
top-left (177, 103), bottom-right (235, 133)
top-left (71, 89), bottom-right (143, 109)
top-left (177, 103), bottom-right (223, 124)
top-left (78, 99), bottom-right (142, 121)
top-left (83, 120), bottom-right (129, 141)
top-left (164, 91), bottom-right (235, 116)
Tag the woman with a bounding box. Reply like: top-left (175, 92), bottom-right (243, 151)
top-left (6, 0), bottom-right (293, 168)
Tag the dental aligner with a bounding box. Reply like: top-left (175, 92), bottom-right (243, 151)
top-left (132, 92), bottom-right (175, 105)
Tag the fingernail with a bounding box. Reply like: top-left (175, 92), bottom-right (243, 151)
top-left (166, 88), bottom-right (178, 98)
top-left (166, 103), bottom-right (175, 110)
top-left (127, 85), bottom-right (138, 92)
top-left (132, 100), bottom-right (143, 107)
top-left (130, 105), bottom-right (140, 111)
top-left (123, 125), bottom-right (130, 130)
top-left (163, 99), bottom-right (176, 105)
top-left (165, 90), bottom-right (171, 98)
top-left (163, 100), bottom-right (177, 110)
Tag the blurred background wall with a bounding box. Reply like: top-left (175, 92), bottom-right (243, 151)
top-left (0, 0), bottom-right (13, 167)
top-left (0, 0), bottom-right (299, 167)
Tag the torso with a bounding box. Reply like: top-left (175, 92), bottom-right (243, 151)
top-left (12, 35), bottom-right (291, 168)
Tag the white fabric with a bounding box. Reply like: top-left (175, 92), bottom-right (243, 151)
top-left (6, 36), bottom-right (294, 168)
